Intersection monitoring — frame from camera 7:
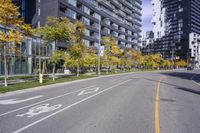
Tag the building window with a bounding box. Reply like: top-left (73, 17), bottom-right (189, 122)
top-left (93, 32), bottom-right (99, 39)
top-left (38, 8), bottom-right (40, 16)
top-left (81, 17), bottom-right (90, 25)
top-left (93, 13), bottom-right (100, 20)
top-left (59, 3), bottom-right (67, 13)
top-left (67, 9), bottom-right (76, 19)
top-left (84, 29), bottom-right (90, 36)
top-left (37, 21), bottom-right (40, 27)
top-left (120, 27), bottom-right (125, 32)
top-left (103, 27), bottom-right (110, 34)
top-left (83, 39), bottom-right (90, 47)
top-left (67, 0), bottom-right (76, 7)
top-left (81, 5), bottom-right (90, 15)
top-left (127, 30), bottom-right (132, 35)
top-left (92, 23), bottom-right (99, 29)
top-left (112, 23), bottom-right (118, 29)
top-left (112, 31), bottom-right (118, 37)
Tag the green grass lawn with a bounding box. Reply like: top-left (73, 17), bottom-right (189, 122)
top-left (0, 69), bottom-right (172, 93)
top-left (0, 75), bottom-right (97, 93)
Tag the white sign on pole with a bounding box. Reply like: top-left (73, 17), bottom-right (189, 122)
top-left (99, 46), bottom-right (104, 57)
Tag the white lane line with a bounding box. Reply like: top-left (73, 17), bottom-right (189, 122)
top-left (109, 79), bottom-right (118, 82)
top-left (13, 79), bottom-right (131, 133)
top-left (0, 95), bottom-right (43, 105)
top-left (190, 73), bottom-right (200, 86)
top-left (0, 85), bottom-right (96, 117)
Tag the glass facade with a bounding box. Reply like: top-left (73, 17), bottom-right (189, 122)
top-left (0, 37), bottom-right (52, 75)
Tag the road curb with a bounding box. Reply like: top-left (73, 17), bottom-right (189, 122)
top-left (0, 70), bottom-right (174, 98)
top-left (0, 72), bottom-right (139, 98)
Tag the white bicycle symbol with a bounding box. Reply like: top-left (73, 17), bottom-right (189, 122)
top-left (17, 103), bottom-right (62, 117)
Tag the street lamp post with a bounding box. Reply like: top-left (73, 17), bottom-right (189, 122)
top-left (97, 17), bottom-right (101, 76)
top-left (97, 16), bottom-right (110, 76)
top-left (197, 42), bottom-right (200, 69)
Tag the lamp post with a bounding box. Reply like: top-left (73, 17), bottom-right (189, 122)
top-left (97, 17), bottom-right (101, 76)
top-left (196, 42), bottom-right (200, 69)
top-left (97, 16), bottom-right (110, 76)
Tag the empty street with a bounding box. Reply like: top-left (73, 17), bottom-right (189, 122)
top-left (0, 70), bottom-right (200, 133)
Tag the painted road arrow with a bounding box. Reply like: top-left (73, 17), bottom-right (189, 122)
top-left (78, 88), bottom-right (99, 96)
top-left (0, 95), bottom-right (43, 105)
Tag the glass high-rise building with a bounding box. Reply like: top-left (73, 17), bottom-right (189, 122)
top-left (145, 0), bottom-right (200, 61)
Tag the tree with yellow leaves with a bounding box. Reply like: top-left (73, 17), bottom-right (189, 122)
top-left (102, 36), bottom-right (121, 74)
top-left (176, 60), bottom-right (187, 68)
top-left (36, 17), bottom-right (73, 46)
top-left (162, 60), bottom-right (171, 69)
top-left (120, 49), bottom-right (133, 71)
top-left (64, 21), bottom-right (85, 77)
top-left (49, 50), bottom-right (64, 81)
top-left (66, 43), bottom-right (86, 77)
top-left (81, 47), bottom-right (97, 69)
top-left (0, 0), bottom-right (32, 86)
top-left (36, 16), bottom-right (77, 81)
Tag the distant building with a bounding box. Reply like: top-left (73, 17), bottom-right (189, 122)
top-left (142, 31), bottom-right (154, 48)
top-left (189, 33), bottom-right (200, 68)
top-left (144, 0), bottom-right (200, 62)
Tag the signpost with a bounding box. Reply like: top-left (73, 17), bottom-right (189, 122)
top-left (99, 46), bottom-right (104, 57)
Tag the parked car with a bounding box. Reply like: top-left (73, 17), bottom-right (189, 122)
top-left (187, 66), bottom-right (194, 70)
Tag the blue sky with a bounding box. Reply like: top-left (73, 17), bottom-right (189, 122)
top-left (142, 0), bottom-right (153, 32)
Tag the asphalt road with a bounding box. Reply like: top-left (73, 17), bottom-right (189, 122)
top-left (0, 70), bottom-right (200, 133)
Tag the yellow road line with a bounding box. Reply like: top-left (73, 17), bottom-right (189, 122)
top-left (155, 76), bottom-right (164, 133)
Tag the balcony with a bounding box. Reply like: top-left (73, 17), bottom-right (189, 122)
top-left (97, 0), bottom-right (115, 10)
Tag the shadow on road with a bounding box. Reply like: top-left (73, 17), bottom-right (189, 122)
top-left (161, 71), bottom-right (199, 81)
top-left (144, 71), bottom-right (200, 96)
top-left (161, 71), bottom-right (200, 84)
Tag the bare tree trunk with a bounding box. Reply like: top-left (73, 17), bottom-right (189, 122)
top-left (38, 38), bottom-right (42, 83)
top-left (53, 64), bottom-right (55, 81)
top-left (77, 63), bottom-right (79, 77)
top-left (106, 55), bottom-right (109, 75)
top-left (3, 44), bottom-right (7, 86)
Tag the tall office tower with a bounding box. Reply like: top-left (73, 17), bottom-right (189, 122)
top-left (33, 0), bottom-right (142, 49)
top-left (149, 0), bottom-right (200, 62)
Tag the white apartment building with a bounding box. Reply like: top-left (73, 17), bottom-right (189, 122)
top-left (142, 31), bottom-right (154, 48)
top-left (152, 0), bottom-right (165, 39)
top-left (189, 33), bottom-right (200, 68)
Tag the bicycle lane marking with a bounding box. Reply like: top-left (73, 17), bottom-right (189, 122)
top-left (0, 85), bottom-right (96, 117)
top-left (13, 79), bottom-right (132, 133)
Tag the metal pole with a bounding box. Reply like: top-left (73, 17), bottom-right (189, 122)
top-left (172, 48), bottom-right (175, 69)
top-left (198, 43), bottom-right (200, 69)
top-left (3, 43), bottom-right (7, 86)
top-left (97, 18), bottom-right (101, 76)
